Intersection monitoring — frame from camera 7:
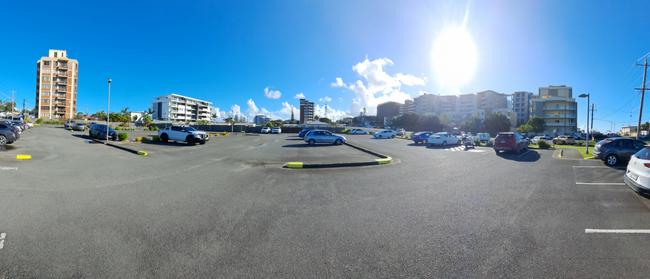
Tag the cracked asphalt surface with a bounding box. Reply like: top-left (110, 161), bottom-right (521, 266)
top-left (1, 126), bottom-right (650, 278)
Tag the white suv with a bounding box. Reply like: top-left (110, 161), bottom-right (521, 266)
top-left (158, 125), bottom-right (209, 145)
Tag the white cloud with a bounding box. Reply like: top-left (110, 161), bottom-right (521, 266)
top-left (229, 104), bottom-right (241, 117)
top-left (211, 107), bottom-right (226, 121)
top-left (332, 57), bottom-right (427, 115)
top-left (319, 96), bottom-right (332, 103)
top-left (264, 87), bottom-right (282, 99)
top-left (331, 77), bottom-right (346, 88)
top-left (314, 104), bottom-right (348, 121)
top-left (294, 92), bottom-right (305, 99)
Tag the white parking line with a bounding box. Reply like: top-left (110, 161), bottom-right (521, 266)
top-left (572, 166), bottom-right (610, 169)
top-left (575, 182), bottom-right (625, 185)
top-left (0, 232), bottom-right (5, 249)
top-left (0, 166), bottom-right (18, 171)
top-left (585, 229), bottom-right (650, 234)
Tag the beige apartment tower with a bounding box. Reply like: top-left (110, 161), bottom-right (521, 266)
top-left (35, 49), bottom-right (78, 120)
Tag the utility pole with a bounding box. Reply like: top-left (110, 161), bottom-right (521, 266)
top-left (10, 90), bottom-right (15, 121)
top-left (22, 99), bottom-right (25, 118)
top-left (636, 57), bottom-right (648, 139)
top-left (591, 103), bottom-right (595, 139)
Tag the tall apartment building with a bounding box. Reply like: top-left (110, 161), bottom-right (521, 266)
top-left (299, 98), bottom-right (314, 124)
top-left (152, 93), bottom-right (212, 123)
top-left (400, 99), bottom-right (415, 115)
top-left (35, 49), bottom-right (78, 120)
top-left (377, 101), bottom-right (402, 124)
top-left (412, 91), bottom-right (510, 123)
top-left (253, 114), bottom-right (271, 125)
top-left (531, 85), bottom-right (577, 135)
top-left (512, 91), bottom-right (533, 126)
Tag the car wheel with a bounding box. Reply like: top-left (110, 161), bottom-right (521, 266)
top-left (199, 140), bottom-right (206, 145)
top-left (160, 133), bottom-right (169, 142)
top-left (334, 139), bottom-right (342, 145)
top-left (605, 154), bottom-right (618, 166)
top-left (0, 135), bottom-right (6, 145)
top-left (186, 136), bottom-right (196, 145)
top-left (308, 139), bottom-right (316, 145)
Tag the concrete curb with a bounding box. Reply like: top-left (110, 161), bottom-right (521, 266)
top-left (91, 138), bottom-right (148, 156)
top-left (284, 141), bottom-right (392, 169)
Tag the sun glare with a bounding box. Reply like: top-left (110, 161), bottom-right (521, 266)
top-left (432, 26), bottom-right (477, 90)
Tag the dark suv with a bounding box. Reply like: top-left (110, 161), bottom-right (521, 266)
top-left (494, 132), bottom-right (528, 154)
top-left (89, 123), bottom-right (117, 141)
top-left (0, 123), bottom-right (18, 146)
top-left (594, 137), bottom-right (646, 166)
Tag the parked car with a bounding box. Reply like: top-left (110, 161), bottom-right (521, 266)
top-left (72, 122), bottom-right (87, 131)
top-left (374, 130), bottom-right (396, 139)
top-left (304, 130), bottom-right (346, 145)
top-left (395, 128), bottom-right (406, 137)
top-left (0, 123), bottom-right (18, 146)
top-left (89, 123), bottom-right (117, 141)
top-left (271, 127), bottom-right (282, 134)
top-left (476, 132), bottom-right (491, 142)
top-left (494, 132), bottom-right (528, 154)
top-left (426, 132), bottom-right (460, 147)
top-left (625, 147), bottom-right (650, 193)
top-left (261, 127), bottom-right (271, 134)
top-left (348, 128), bottom-right (368, 135)
top-left (3, 120), bottom-right (23, 135)
top-left (298, 128), bottom-right (313, 138)
top-left (12, 120), bottom-right (27, 131)
top-left (158, 125), bottom-right (209, 145)
top-left (553, 135), bottom-right (576, 145)
top-left (593, 137), bottom-right (646, 166)
top-left (64, 119), bottom-right (76, 130)
top-left (411, 131), bottom-right (433, 144)
top-left (531, 136), bottom-right (546, 144)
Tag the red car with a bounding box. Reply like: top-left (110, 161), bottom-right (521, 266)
top-left (494, 132), bottom-right (528, 154)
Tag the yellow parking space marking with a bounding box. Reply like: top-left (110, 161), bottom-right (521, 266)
top-left (137, 150), bottom-right (148, 156)
top-left (286, 162), bottom-right (304, 169)
top-left (375, 157), bottom-right (392, 165)
top-left (15, 154), bottom-right (32, 160)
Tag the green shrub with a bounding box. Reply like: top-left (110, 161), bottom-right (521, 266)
top-left (342, 128), bottom-right (350, 134)
top-left (151, 135), bottom-right (160, 142)
top-left (35, 118), bottom-right (43, 124)
top-left (485, 140), bottom-right (493, 147)
top-left (117, 132), bottom-right (128, 141)
top-left (148, 126), bottom-right (159, 131)
top-left (538, 140), bottom-right (551, 149)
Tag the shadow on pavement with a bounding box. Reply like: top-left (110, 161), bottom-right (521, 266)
top-left (282, 143), bottom-right (340, 148)
top-left (285, 138), bottom-right (304, 141)
top-left (0, 145), bottom-right (16, 151)
top-left (141, 141), bottom-right (193, 147)
top-left (496, 149), bottom-right (541, 162)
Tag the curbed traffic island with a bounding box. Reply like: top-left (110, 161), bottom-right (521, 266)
top-left (90, 138), bottom-right (149, 157)
top-left (284, 142), bottom-right (392, 169)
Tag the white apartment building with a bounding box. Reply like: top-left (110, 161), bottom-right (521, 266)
top-left (152, 93), bottom-right (212, 123)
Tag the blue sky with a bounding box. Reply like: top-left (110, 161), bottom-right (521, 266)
top-left (1, 0), bottom-right (649, 132)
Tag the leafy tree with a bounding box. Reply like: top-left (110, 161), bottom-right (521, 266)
top-left (75, 112), bottom-right (85, 120)
top-left (196, 120), bottom-right (210, 125)
top-left (527, 117), bottom-right (546, 133)
top-left (517, 123), bottom-right (533, 133)
top-left (142, 114), bottom-right (153, 127)
top-left (461, 117), bottom-right (483, 133)
top-left (419, 115), bottom-right (443, 131)
top-left (484, 113), bottom-right (511, 136)
top-left (642, 122), bottom-right (650, 131)
top-left (93, 111), bottom-right (107, 121)
top-left (319, 117), bottom-right (332, 124)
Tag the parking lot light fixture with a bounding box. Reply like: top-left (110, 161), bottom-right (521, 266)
top-left (107, 78), bottom-right (112, 144)
top-left (579, 93), bottom-right (590, 154)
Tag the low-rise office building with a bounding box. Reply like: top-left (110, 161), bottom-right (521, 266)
top-left (531, 85), bottom-right (577, 135)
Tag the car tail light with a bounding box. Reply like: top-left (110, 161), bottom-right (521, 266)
top-left (644, 163), bottom-right (650, 168)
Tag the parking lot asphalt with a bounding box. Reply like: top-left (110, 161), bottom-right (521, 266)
top-left (3, 127), bottom-right (650, 278)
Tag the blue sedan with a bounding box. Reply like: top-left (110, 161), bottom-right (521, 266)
top-left (412, 131), bottom-right (433, 144)
top-left (304, 130), bottom-right (346, 145)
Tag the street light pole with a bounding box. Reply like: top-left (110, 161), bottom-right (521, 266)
top-left (579, 93), bottom-right (590, 154)
top-left (107, 78), bottom-right (112, 143)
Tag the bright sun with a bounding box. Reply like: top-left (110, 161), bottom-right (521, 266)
top-left (432, 26), bottom-right (477, 90)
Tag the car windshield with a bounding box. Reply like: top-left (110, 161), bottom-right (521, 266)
top-left (185, 127), bottom-right (197, 132)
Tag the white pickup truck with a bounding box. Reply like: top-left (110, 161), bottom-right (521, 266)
top-left (158, 125), bottom-right (209, 145)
